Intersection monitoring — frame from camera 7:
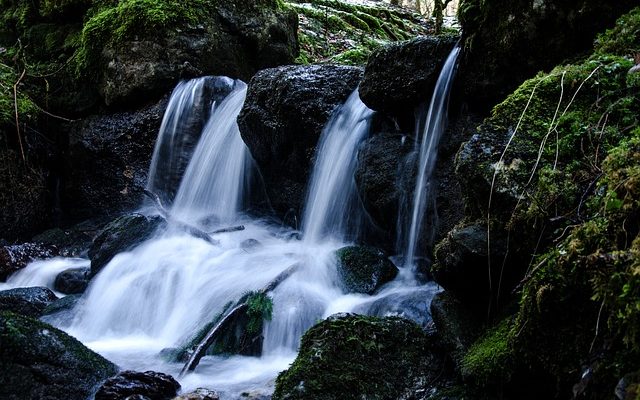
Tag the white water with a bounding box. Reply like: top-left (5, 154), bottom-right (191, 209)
top-left (302, 90), bottom-right (373, 243)
top-left (147, 77), bottom-right (219, 202)
top-left (402, 46), bottom-right (460, 269)
top-left (1, 77), bottom-right (447, 399)
top-left (171, 81), bottom-right (252, 223)
top-left (0, 258), bottom-right (88, 296)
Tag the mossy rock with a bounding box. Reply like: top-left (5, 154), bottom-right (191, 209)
top-left (89, 213), bottom-right (165, 277)
top-left (272, 313), bottom-right (442, 400)
top-left (335, 245), bottom-right (397, 294)
top-left (0, 311), bottom-right (118, 400)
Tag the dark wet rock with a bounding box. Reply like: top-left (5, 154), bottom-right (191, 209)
top-left (98, 1), bottom-right (298, 107)
top-left (430, 291), bottom-right (481, 364)
top-left (335, 246), bottom-right (398, 295)
top-left (95, 370), bottom-right (180, 400)
top-left (615, 371), bottom-right (640, 400)
top-left (458, 0), bottom-right (637, 110)
top-left (359, 35), bottom-right (459, 119)
top-left (54, 267), bottom-right (91, 294)
top-left (355, 131), bottom-right (414, 235)
top-left (66, 97), bottom-right (168, 218)
top-left (89, 214), bottom-right (165, 277)
top-left (0, 311), bottom-right (118, 400)
top-left (173, 388), bottom-right (220, 400)
top-left (432, 222), bottom-right (510, 305)
top-left (42, 294), bottom-right (82, 317)
top-left (0, 243), bottom-right (59, 282)
top-left (238, 64), bottom-right (363, 219)
top-left (0, 287), bottom-right (58, 317)
top-left (240, 238), bottom-right (262, 252)
top-left (273, 313), bottom-right (443, 400)
top-left (32, 217), bottom-right (109, 257)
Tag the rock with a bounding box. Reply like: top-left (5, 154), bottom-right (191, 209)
top-left (89, 214), bottom-right (165, 277)
top-left (54, 267), bottom-right (91, 294)
top-left (359, 35), bottom-right (459, 118)
top-left (272, 314), bottom-right (443, 400)
top-left (615, 371), bottom-right (640, 400)
top-left (32, 217), bottom-right (110, 257)
top-left (66, 97), bottom-right (168, 218)
top-left (240, 238), bottom-right (262, 252)
top-left (0, 311), bottom-right (118, 400)
top-left (0, 243), bottom-right (59, 282)
top-left (355, 131), bottom-right (414, 235)
top-left (42, 294), bottom-right (82, 317)
top-left (458, 0), bottom-right (637, 110)
top-left (335, 246), bottom-right (398, 295)
top-left (95, 370), bottom-right (181, 400)
top-left (432, 222), bottom-right (510, 305)
top-left (0, 287), bottom-right (58, 317)
top-left (429, 291), bottom-right (481, 364)
top-left (172, 388), bottom-right (220, 400)
top-left (238, 64), bottom-right (363, 219)
top-left (97, 1), bottom-right (298, 107)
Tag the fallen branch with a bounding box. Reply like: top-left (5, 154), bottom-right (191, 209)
top-left (208, 225), bottom-right (245, 234)
top-left (180, 262), bottom-right (301, 375)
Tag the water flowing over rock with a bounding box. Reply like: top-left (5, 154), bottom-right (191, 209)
top-left (0, 287), bottom-right (58, 317)
top-left (89, 214), bottom-right (165, 277)
top-left (0, 243), bottom-right (59, 282)
top-left (147, 76), bottom-right (240, 205)
top-left (0, 311), bottom-right (118, 400)
top-left (238, 64), bottom-right (363, 220)
top-left (98, 1), bottom-right (298, 107)
top-left (359, 35), bottom-right (459, 121)
top-left (95, 370), bottom-right (181, 400)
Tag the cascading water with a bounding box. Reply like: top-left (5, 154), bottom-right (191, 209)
top-left (147, 77), bottom-right (217, 203)
top-left (402, 46), bottom-right (460, 269)
top-left (301, 90), bottom-right (373, 243)
top-left (1, 68), bottom-right (455, 398)
top-left (171, 80), bottom-right (252, 224)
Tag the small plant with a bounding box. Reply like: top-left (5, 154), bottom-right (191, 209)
top-left (245, 292), bottom-right (273, 335)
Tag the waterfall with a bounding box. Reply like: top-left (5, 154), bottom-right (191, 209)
top-left (147, 77), bottom-right (236, 204)
top-left (301, 90), bottom-right (373, 243)
top-left (171, 80), bottom-right (252, 224)
top-left (402, 46), bottom-right (460, 268)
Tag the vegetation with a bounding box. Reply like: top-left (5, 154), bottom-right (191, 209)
top-left (283, 0), bottom-right (436, 65)
top-left (455, 7), bottom-right (640, 397)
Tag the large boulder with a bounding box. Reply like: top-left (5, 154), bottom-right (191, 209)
top-left (238, 64), bottom-right (363, 218)
top-left (355, 130), bottom-right (414, 239)
top-left (92, 0), bottom-right (299, 107)
top-left (95, 370), bottom-right (181, 400)
top-left (0, 243), bottom-right (59, 282)
top-left (32, 217), bottom-right (110, 257)
top-left (0, 311), bottom-right (118, 400)
top-left (272, 314), bottom-right (443, 400)
top-left (54, 267), bottom-right (91, 294)
top-left (65, 97), bottom-right (168, 218)
top-left (0, 287), bottom-right (58, 317)
top-left (335, 246), bottom-right (398, 295)
top-left (457, 0), bottom-right (637, 109)
top-left (359, 35), bottom-right (459, 119)
top-left (89, 213), bottom-right (165, 277)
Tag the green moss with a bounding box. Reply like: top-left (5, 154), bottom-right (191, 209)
top-left (461, 319), bottom-right (513, 385)
top-left (595, 6), bottom-right (640, 57)
top-left (245, 291), bottom-right (273, 335)
top-left (285, 0), bottom-right (433, 64)
top-left (76, 0), bottom-right (216, 75)
top-left (0, 63), bottom-right (39, 127)
top-left (273, 315), bottom-right (435, 400)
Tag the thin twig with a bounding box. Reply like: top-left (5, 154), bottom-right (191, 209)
top-left (13, 68), bottom-right (27, 163)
